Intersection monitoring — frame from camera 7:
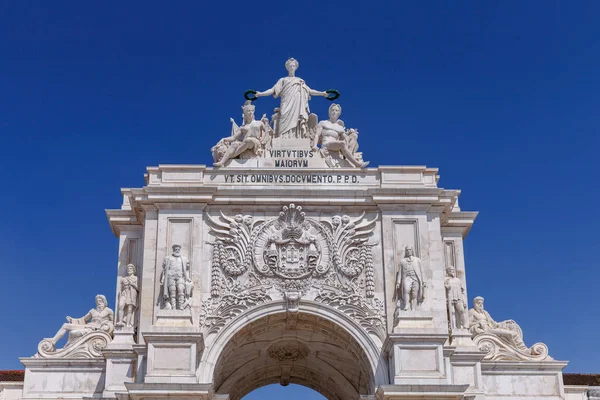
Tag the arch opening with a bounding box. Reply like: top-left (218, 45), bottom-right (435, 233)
top-left (212, 312), bottom-right (376, 400)
top-left (242, 383), bottom-right (326, 399)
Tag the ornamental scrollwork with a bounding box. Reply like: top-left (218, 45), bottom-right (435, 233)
top-left (201, 204), bottom-right (385, 339)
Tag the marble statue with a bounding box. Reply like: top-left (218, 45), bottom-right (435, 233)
top-left (468, 296), bottom-right (550, 361)
top-left (117, 263), bottom-right (138, 328)
top-left (160, 244), bottom-right (193, 310)
top-left (394, 247), bottom-right (425, 311)
top-left (345, 128), bottom-right (360, 156)
top-left (212, 101), bottom-right (272, 167)
top-left (255, 58), bottom-right (328, 138)
top-left (312, 103), bottom-right (369, 168)
top-left (444, 267), bottom-right (467, 329)
top-left (46, 294), bottom-right (114, 348)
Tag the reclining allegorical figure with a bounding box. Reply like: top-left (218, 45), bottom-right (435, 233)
top-left (42, 294), bottom-right (114, 351)
top-left (212, 101), bottom-right (272, 167)
top-left (312, 103), bottom-right (369, 168)
top-left (468, 296), bottom-right (550, 361)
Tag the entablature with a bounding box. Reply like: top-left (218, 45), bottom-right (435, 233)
top-left (106, 164), bottom-right (477, 238)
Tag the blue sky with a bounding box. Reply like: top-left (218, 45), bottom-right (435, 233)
top-left (1, 2), bottom-right (598, 398)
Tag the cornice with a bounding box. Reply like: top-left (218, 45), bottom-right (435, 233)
top-left (106, 164), bottom-right (478, 238)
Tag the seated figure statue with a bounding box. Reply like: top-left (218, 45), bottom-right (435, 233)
top-left (213, 101), bottom-right (272, 167)
top-left (312, 103), bottom-right (369, 168)
top-left (469, 296), bottom-right (549, 361)
top-left (45, 294), bottom-right (114, 349)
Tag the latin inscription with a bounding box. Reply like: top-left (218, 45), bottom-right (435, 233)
top-left (269, 149), bottom-right (314, 168)
top-left (223, 174), bottom-right (360, 184)
top-left (268, 150), bottom-right (314, 158)
top-left (220, 149), bottom-right (361, 184)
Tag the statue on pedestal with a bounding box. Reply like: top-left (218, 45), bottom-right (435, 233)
top-left (394, 247), bottom-right (425, 311)
top-left (312, 103), bottom-right (369, 168)
top-left (469, 296), bottom-right (550, 361)
top-left (160, 244), bottom-right (193, 310)
top-left (255, 58), bottom-right (329, 138)
top-left (212, 101), bottom-right (272, 167)
top-left (117, 263), bottom-right (138, 328)
top-left (444, 267), bottom-right (467, 329)
top-left (44, 294), bottom-right (114, 349)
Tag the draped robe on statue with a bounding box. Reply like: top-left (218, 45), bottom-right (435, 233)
top-left (272, 76), bottom-right (313, 136)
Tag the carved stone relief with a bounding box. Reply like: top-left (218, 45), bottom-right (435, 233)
top-left (267, 341), bottom-right (310, 362)
top-left (200, 204), bottom-right (385, 340)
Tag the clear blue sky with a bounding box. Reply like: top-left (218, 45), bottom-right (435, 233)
top-left (1, 2), bottom-right (598, 398)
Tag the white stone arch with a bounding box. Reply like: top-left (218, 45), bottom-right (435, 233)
top-left (198, 299), bottom-right (388, 399)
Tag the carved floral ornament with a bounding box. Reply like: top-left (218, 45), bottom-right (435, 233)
top-left (267, 341), bottom-right (310, 362)
top-left (200, 204), bottom-right (385, 339)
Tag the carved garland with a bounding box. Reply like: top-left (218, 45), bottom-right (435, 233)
top-left (210, 242), bottom-right (222, 298)
top-left (364, 245), bottom-right (375, 298)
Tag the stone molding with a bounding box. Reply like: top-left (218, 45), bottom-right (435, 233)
top-left (35, 331), bottom-right (112, 359)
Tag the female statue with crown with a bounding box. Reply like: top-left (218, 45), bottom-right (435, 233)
top-left (213, 101), bottom-right (271, 167)
top-left (255, 58), bottom-right (329, 138)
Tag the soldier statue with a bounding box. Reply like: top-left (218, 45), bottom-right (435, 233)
top-left (160, 244), bottom-right (192, 310)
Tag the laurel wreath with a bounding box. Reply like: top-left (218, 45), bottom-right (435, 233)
top-left (244, 89), bottom-right (258, 101)
top-left (325, 89), bottom-right (340, 101)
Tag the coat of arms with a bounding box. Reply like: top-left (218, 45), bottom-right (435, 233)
top-left (259, 204), bottom-right (326, 279)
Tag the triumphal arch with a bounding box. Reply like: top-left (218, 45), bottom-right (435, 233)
top-left (17, 59), bottom-right (569, 400)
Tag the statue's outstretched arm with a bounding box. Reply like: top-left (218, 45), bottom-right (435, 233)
top-left (308, 88), bottom-right (327, 97)
top-left (256, 87), bottom-right (275, 98)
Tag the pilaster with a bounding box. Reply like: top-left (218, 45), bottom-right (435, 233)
top-left (138, 206), bottom-right (158, 342)
top-left (103, 328), bottom-right (137, 398)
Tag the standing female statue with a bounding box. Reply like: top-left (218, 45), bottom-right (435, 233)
top-left (255, 58), bottom-right (329, 138)
top-left (312, 103), bottom-right (369, 168)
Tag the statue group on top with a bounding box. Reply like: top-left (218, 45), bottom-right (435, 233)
top-left (211, 58), bottom-right (369, 168)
